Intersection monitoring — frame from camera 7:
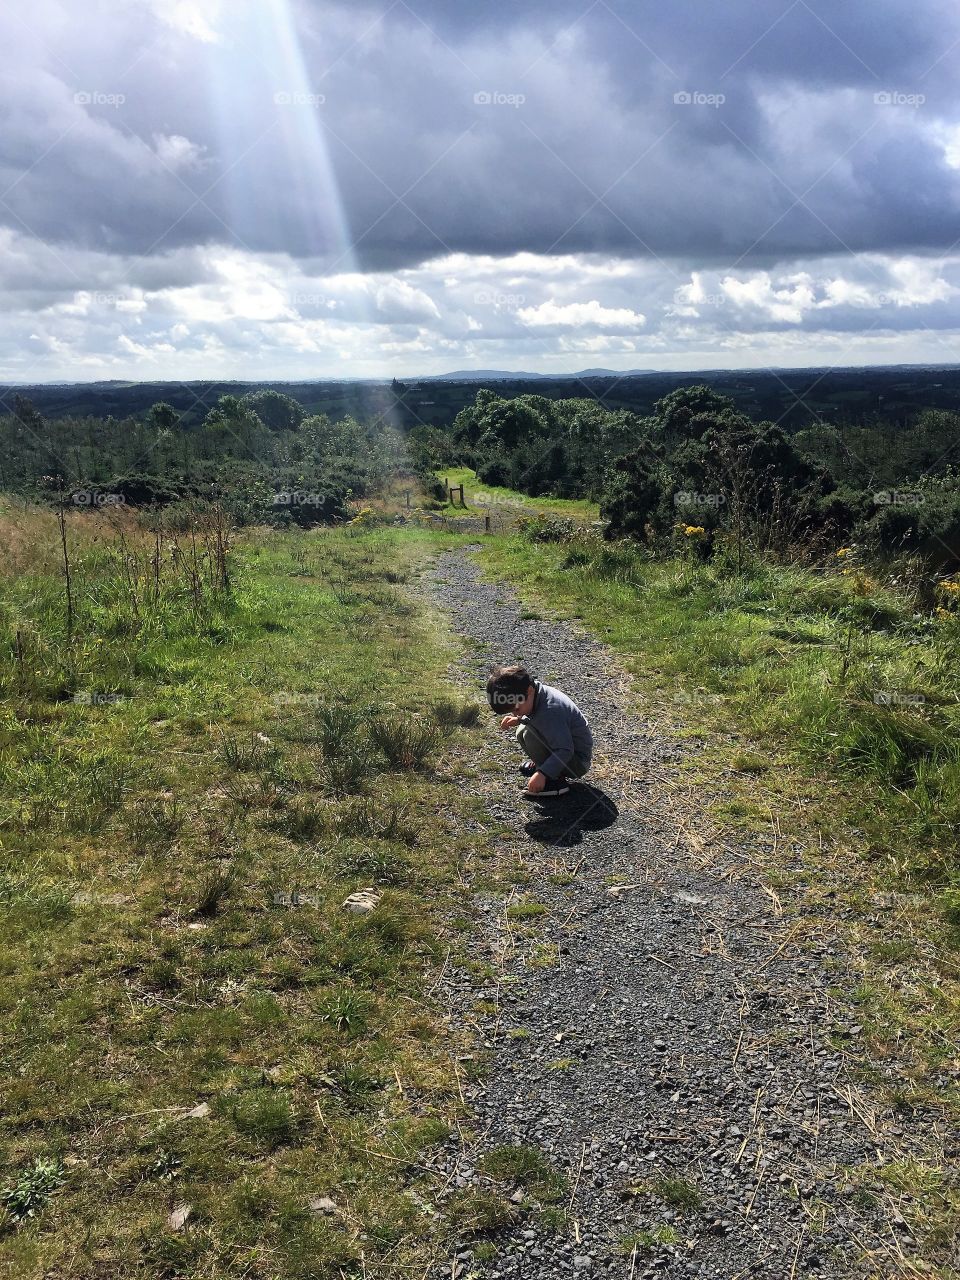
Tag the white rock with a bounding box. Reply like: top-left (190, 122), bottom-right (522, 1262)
top-left (184, 1102), bottom-right (210, 1119)
top-left (342, 888), bottom-right (381, 914)
top-left (307, 1195), bottom-right (338, 1216)
top-left (168, 1202), bottom-right (192, 1230)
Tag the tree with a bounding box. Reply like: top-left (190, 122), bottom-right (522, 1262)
top-left (241, 390), bottom-right (306, 433)
top-left (148, 402), bottom-right (180, 431)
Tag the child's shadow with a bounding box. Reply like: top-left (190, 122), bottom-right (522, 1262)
top-left (523, 783), bottom-right (619, 847)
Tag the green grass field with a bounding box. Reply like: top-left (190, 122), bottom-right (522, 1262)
top-left (436, 467), bottom-right (599, 521)
top-left (0, 509), bottom-right (507, 1278)
top-left (3, 494), bottom-right (959, 1273)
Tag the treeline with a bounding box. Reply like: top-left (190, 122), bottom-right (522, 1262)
top-left (1, 390), bottom-right (439, 526)
top-left (441, 386), bottom-right (960, 566)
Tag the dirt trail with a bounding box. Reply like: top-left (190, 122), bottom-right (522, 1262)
top-left (421, 548), bottom-right (937, 1280)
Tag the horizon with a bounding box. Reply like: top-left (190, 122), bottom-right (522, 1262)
top-left (6, 356), bottom-right (960, 391)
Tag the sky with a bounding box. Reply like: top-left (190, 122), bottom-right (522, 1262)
top-left (2, 0), bottom-right (960, 382)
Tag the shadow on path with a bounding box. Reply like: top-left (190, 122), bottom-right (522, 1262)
top-left (523, 782), bottom-right (619, 847)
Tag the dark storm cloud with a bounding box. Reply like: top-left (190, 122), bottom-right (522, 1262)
top-left (1, 0), bottom-right (959, 272)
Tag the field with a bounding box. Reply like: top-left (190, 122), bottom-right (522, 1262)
top-left (0, 504), bottom-right (505, 1278)
top-left (2, 492), bottom-right (959, 1275)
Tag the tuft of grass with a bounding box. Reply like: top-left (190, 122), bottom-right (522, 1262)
top-left (448, 1190), bottom-right (517, 1235)
top-left (479, 1146), bottom-right (566, 1204)
top-left (506, 900), bottom-right (547, 921)
top-left (652, 1175), bottom-right (703, 1210)
top-left (369, 716), bottom-right (445, 771)
top-left (226, 1088), bottom-right (296, 1149)
top-left (619, 1226), bottom-right (680, 1254)
top-left (317, 986), bottom-right (371, 1036)
top-left (430, 696), bottom-right (481, 728)
top-left (193, 865), bottom-right (236, 917)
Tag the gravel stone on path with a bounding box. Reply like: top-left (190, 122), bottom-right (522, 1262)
top-left (418, 548), bottom-right (941, 1280)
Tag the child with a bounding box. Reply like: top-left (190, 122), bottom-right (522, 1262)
top-left (486, 665), bottom-right (593, 799)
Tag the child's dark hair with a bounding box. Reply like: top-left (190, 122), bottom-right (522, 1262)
top-left (486, 665), bottom-right (534, 711)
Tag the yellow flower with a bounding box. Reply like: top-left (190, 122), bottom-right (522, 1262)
top-left (682, 525), bottom-right (705, 537)
top-left (935, 606), bottom-right (951, 619)
top-left (836, 547), bottom-right (850, 558)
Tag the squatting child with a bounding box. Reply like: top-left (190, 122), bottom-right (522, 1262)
top-left (485, 664), bottom-right (593, 799)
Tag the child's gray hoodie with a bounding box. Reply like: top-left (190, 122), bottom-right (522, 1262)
top-left (521, 680), bottom-right (593, 779)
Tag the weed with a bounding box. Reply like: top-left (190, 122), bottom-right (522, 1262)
top-left (652, 1175), bottom-right (703, 1210)
top-left (335, 798), bottom-right (416, 844)
top-left (619, 1226), bottom-right (680, 1254)
top-left (125, 797), bottom-right (185, 855)
top-left (1, 1157), bottom-right (66, 1225)
top-left (317, 743), bottom-right (372, 797)
top-left (318, 986), bottom-right (370, 1035)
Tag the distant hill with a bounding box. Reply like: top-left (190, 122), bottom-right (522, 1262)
top-left (4, 364), bottom-right (960, 433)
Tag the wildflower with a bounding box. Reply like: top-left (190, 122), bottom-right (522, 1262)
top-left (682, 525), bottom-right (705, 537)
top-left (836, 547), bottom-right (851, 558)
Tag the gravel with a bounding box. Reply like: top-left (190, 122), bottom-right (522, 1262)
top-left (418, 548), bottom-right (940, 1280)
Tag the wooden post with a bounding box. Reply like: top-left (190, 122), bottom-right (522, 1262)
top-left (404, 489), bottom-right (411, 508)
top-left (484, 514), bottom-right (491, 534)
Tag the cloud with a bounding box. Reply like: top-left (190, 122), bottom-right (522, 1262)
top-left (2, 1), bottom-right (960, 377)
top-left (516, 299), bottom-right (647, 328)
top-left (153, 134), bottom-right (208, 172)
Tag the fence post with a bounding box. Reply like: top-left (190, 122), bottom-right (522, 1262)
top-left (404, 489), bottom-right (411, 508)
top-left (484, 514), bottom-right (491, 534)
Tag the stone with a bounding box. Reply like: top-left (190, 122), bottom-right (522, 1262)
top-left (342, 888), bottom-right (381, 914)
top-left (307, 1195), bottom-right (338, 1216)
top-left (168, 1202), bottom-right (192, 1230)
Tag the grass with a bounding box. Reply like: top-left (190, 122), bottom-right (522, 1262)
top-left (0, 510), bottom-right (498, 1279)
top-left (436, 466), bottom-right (599, 521)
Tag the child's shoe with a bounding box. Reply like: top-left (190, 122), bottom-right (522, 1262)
top-left (518, 760), bottom-right (538, 777)
top-left (521, 776), bottom-right (570, 799)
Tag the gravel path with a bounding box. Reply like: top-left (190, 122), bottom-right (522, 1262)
top-left (417, 548), bottom-right (939, 1280)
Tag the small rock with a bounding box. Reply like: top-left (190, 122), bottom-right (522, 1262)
top-left (168, 1202), bottom-right (192, 1231)
top-left (183, 1102), bottom-right (210, 1119)
top-left (342, 888), bottom-right (381, 914)
top-left (307, 1195), bottom-right (338, 1216)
